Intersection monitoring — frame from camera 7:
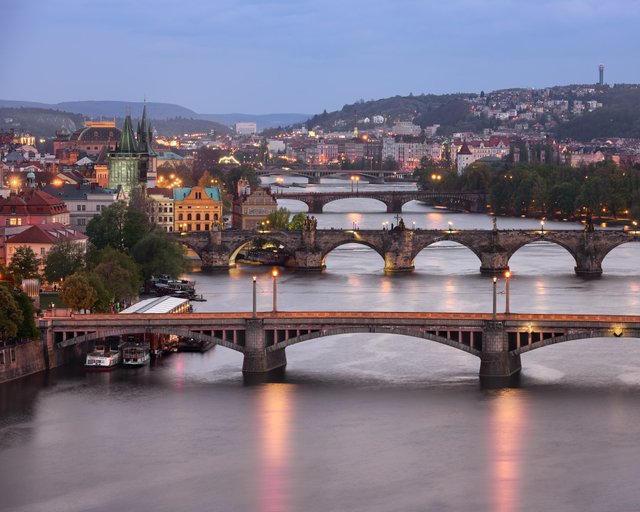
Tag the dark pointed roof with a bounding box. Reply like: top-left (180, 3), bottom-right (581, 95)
top-left (117, 114), bottom-right (137, 153)
top-left (136, 102), bottom-right (156, 156)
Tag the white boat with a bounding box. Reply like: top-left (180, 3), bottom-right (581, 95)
top-left (85, 345), bottom-right (120, 371)
top-left (122, 343), bottom-right (150, 367)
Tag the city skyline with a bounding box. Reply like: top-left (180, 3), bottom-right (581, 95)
top-left (2, 0), bottom-right (640, 114)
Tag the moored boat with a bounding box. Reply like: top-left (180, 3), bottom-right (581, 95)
top-left (85, 345), bottom-right (120, 371)
top-left (122, 343), bottom-right (151, 367)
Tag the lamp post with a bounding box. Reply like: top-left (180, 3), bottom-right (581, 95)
top-left (492, 276), bottom-right (497, 320)
top-left (355, 176), bottom-right (360, 192)
top-left (504, 270), bottom-right (511, 314)
top-left (272, 269), bottom-right (278, 313)
top-left (350, 175), bottom-right (355, 192)
top-left (252, 276), bottom-right (257, 318)
top-left (540, 219), bottom-right (545, 234)
top-left (448, 221), bottom-right (453, 233)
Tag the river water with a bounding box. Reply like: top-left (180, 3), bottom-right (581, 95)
top-left (2, 178), bottom-right (640, 512)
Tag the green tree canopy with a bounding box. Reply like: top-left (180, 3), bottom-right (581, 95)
top-left (288, 212), bottom-right (307, 230)
top-left (92, 248), bottom-right (141, 303)
top-left (60, 273), bottom-right (98, 312)
top-left (7, 246), bottom-right (40, 285)
top-left (81, 271), bottom-right (112, 313)
top-left (131, 232), bottom-right (190, 281)
top-left (265, 207), bottom-right (292, 229)
top-left (12, 289), bottom-right (39, 339)
top-left (86, 201), bottom-right (150, 252)
top-left (0, 285), bottom-right (23, 339)
top-left (43, 241), bottom-right (85, 283)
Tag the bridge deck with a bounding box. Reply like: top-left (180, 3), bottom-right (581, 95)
top-left (42, 312), bottom-right (640, 323)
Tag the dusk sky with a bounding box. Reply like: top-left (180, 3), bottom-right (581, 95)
top-left (2, 0), bottom-right (639, 115)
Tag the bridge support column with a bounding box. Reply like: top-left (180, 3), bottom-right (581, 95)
top-left (200, 251), bottom-right (233, 271)
top-left (479, 251), bottom-right (510, 275)
top-left (574, 253), bottom-right (603, 277)
top-left (386, 198), bottom-right (403, 214)
top-left (383, 231), bottom-right (415, 272)
top-left (242, 318), bottom-right (287, 373)
top-left (479, 321), bottom-right (521, 381)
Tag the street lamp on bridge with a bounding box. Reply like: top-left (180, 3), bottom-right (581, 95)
top-left (272, 269), bottom-right (278, 313)
top-left (252, 276), bottom-right (257, 318)
top-left (504, 270), bottom-right (511, 314)
top-left (492, 276), bottom-right (498, 320)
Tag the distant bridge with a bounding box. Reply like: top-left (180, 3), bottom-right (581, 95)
top-left (40, 311), bottom-right (640, 379)
top-left (273, 190), bottom-right (486, 213)
top-left (257, 167), bottom-right (401, 184)
top-left (177, 228), bottom-right (640, 276)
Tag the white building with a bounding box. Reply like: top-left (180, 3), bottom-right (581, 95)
top-left (235, 122), bottom-right (257, 135)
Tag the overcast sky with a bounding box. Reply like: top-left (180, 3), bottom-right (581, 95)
top-left (2, 0), bottom-right (639, 114)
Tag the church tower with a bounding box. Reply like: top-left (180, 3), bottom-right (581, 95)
top-left (107, 113), bottom-right (141, 198)
top-left (136, 102), bottom-right (158, 187)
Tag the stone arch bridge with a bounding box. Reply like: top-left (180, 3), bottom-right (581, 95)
top-left (273, 190), bottom-right (486, 213)
top-left (39, 311), bottom-right (640, 380)
top-left (178, 228), bottom-right (640, 276)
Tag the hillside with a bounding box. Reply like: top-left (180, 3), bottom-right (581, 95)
top-left (0, 99), bottom-right (309, 131)
top-left (0, 107), bottom-right (84, 138)
top-left (306, 93), bottom-right (487, 134)
top-left (556, 85), bottom-right (640, 140)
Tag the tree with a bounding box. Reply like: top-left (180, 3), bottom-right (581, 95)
top-left (131, 232), bottom-right (190, 281)
top-left (81, 271), bottom-right (112, 313)
top-left (86, 201), bottom-right (151, 253)
top-left (12, 289), bottom-right (39, 339)
top-left (92, 248), bottom-right (141, 303)
top-left (60, 273), bottom-right (98, 312)
top-left (0, 285), bottom-right (22, 340)
top-left (288, 212), bottom-right (307, 230)
top-left (265, 207), bottom-right (292, 229)
top-left (44, 241), bottom-right (85, 283)
top-left (8, 246), bottom-right (40, 285)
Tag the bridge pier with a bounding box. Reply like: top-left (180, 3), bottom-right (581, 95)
top-left (573, 252), bottom-right (603, 277)
top-left (479, 321), bottom-right (521, 380)
top-left (479, 251), bottom-right (510, 276)
top-left (242, 318), bottom-right (287, 373)
top-left (384, 230), bottom-right (415, 272)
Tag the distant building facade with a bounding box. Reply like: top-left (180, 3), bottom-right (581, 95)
top-left (232, 182), bottom-right (277, 229)
top-left (173, 186), bottom-right (222, 233)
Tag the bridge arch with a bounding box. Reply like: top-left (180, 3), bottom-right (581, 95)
top-left (60, 327), bottom-right (245, 353)
top-left (411, 238), bottom-right (482, 272)
top-left (513, 329), bottom-right (640, 355)
top-left (505, 238), bottom-right (579, 270)
top-left (600, 238), bottom-right (640, 268)
top-left (267, 326), bottom-right (482, 357)
top-left (411, 237), bottom-right (484, 265)
top-left (320, 196), bottom-right (388, 212)
top-left (320, 240), bottom-right (386, 267)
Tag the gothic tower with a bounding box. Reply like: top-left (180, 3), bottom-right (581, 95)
top-left (107, 113), bottom-right (141, 198)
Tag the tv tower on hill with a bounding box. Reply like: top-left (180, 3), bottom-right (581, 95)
top-left (598, 64), bottom-right (605, 86)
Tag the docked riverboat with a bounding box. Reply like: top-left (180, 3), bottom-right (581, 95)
top-left (85, 345), bottom-right (121, 371)
top-left (150, 275), bottom-right (196, 297)
top-left (122, 343), bottom-right (151, 367)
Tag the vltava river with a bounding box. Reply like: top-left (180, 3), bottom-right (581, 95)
top-left (2, 178), bottom-right (640, 512)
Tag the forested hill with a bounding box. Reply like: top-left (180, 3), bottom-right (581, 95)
top-left (0, 107), bottom-right (84, 137)
top-left (0, 107), bottom-right (231, 137)
top-left (306, 93), bottom-right (487, 134)
top-left (556, 86), bottom-right (640, 140)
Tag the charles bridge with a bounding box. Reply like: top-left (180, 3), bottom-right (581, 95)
top-left (273, 190), bottom-right (487, 213)
top-left (257, 166), bottom-right (400, 184)
top-left (39, 310), bottom-right (640, 380)
top-left (178, 228), bottom-right (640, 277)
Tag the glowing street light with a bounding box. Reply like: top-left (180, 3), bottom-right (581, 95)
top-left (504, 270), bottom-right (511, 314)
top-left (272, 269), bottom-right (278, 313)
top-left (540, 219), bottom-right (545, 234)
top-left (350, 175), bottom-right (356, 192)
top-left (252, 276), bottom-right (257, 318)
top-left (492, 276), bottom-right (498, 320)
top-left (448, 221), bottom-right (453, 233)
top-left (355, 175), bottom-right (360, 192)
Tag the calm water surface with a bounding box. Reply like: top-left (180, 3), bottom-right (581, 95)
top-left (2, 179), bottom-right (640, 512)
